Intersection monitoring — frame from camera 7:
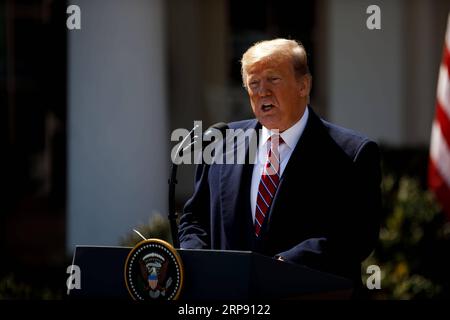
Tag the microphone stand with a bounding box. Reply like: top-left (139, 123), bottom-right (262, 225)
top-left (167, 122), bottom-right (227, 248)
top-left (168, 125), bottom-right (199, 248)
top-left (168, 162), bottom-right (179, 248)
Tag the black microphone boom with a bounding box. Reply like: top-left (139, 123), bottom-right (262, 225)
top-left (168, 122), bottom-right (229, 248)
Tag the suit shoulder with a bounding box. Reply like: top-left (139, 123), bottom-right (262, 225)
top-left (321, 120), bottom-right (378, 160)
top-left (227, 119), bottom-right (257, 130)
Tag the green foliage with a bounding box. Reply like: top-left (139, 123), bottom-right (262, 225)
top-left (120, 212), bottom-right (173, 247)
top-left (363, 175), bottom-right (450, 299)
top-left (0, 274), bottom-right (63, 300)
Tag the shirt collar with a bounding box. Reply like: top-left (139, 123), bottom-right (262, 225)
top-left (260, 106), bottom-right (309, 149)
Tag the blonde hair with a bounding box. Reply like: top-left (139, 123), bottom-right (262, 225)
top-left (240, 38), bottom-right (310, 88)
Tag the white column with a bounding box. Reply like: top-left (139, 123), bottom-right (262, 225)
top-left (67, 0), bottom-right (168, 251)
top-left (325, 0), bottom-right (448, 146)
top-left (326, 0), bottom-right (405, 145)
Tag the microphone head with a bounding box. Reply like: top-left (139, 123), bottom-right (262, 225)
top-left (202, 122), bottom-right (229, 149)
top-left (204, 122), bottom-right (229, 137)
top-left (211, 122), bottom-right (229, 130)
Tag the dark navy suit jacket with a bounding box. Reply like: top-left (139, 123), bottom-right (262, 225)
top-left (179, 106), bottom-right (382, 283)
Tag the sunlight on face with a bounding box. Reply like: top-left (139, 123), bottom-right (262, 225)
top-left (245, 55), bottom-right (309, 131)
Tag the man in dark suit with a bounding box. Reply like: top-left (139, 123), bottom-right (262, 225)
top-left (178, 39), bottom-right (381, 285)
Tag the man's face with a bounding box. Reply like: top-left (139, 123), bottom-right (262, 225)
top-left (245, 56), bottom-right (309, 131)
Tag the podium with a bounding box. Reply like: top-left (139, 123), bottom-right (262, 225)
top-left (68, 246), bottom-right (353, 300)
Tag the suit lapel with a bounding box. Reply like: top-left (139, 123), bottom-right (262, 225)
top-left (218, 109), bottom-right (327, 244)
top-left (262, 107), bottom-right (325, 235)
top-left (219, 120), bottom-right (260, 249)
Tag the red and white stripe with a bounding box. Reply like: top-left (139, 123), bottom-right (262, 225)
top-left (254, 135), bottom-right (283, 236)
top-left (429, 13), bottom-right (450, 219)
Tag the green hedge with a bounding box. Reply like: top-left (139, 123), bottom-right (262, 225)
top-left (363, 175), bottom-right (450, 299)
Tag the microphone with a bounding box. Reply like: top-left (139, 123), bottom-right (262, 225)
top-left (172, 124), bottom-right (200, 164)
top-left (172, 122), bottom-right (228, 164)
top-left (203, 122), bottom-right (229, 139)
top-left (200, 122), bottom-right (229, 151)
top-left (168, 122), bottom-right (228, 249)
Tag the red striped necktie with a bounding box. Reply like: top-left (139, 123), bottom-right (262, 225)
top-left (254, 135), bottom-right (284, 237)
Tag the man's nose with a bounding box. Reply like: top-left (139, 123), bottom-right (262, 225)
top-left (257, 81), bottom-right (271, 96)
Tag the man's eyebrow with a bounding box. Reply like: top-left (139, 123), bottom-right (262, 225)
top-left (264, 69), bottom-right (280, 74)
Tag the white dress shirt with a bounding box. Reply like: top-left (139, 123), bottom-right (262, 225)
top-left (250, 107), bottom-right (309, 224)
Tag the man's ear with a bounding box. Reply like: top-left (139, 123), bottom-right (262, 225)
top-left (298, 75), bottom-right (312, 98)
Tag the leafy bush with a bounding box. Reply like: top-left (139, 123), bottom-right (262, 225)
top-left (120, 212), bottom-right (173, 247)
top-left (0, 273), bottom-right (63, 300)
top-left (363, 175), bottom-right (450, 299)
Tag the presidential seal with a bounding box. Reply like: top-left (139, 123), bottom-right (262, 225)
top-left (124, 239), bottom-right (184, 300)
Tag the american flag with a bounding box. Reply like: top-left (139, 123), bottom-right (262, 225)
top-left (429, 13), bottom-right (450, 219)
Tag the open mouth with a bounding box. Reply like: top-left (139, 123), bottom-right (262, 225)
top-left (261, 104), bottom-right (275, 112)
